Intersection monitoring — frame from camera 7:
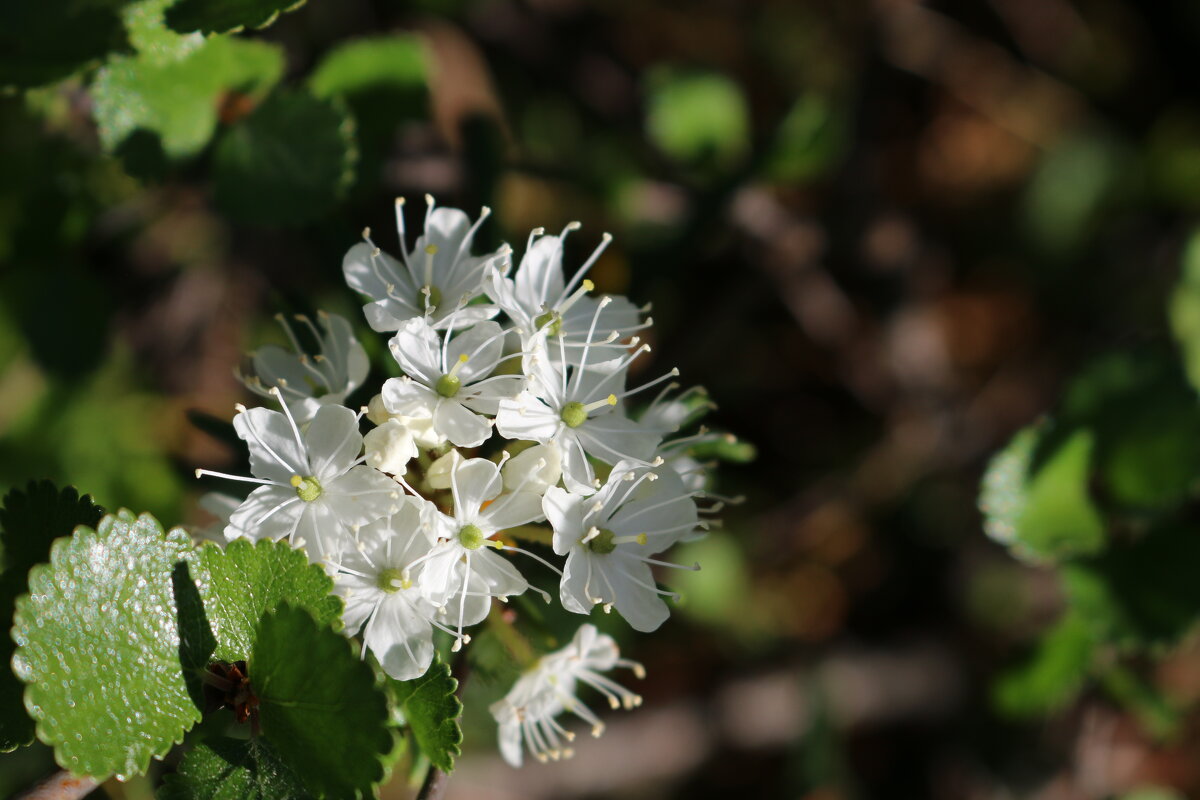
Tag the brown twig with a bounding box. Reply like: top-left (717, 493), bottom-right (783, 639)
top-left (16, 770), bottom-right (97, 800)
top-left (415, 764), bottom-right (449, 800)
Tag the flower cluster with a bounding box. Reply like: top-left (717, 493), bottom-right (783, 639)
top-left (197, 197), bottom-right (738, 767)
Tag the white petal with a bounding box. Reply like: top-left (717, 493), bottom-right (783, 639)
top-left (389, 318), bottom-right (443, 385)
top-left (468, 548), bottom-right (529, 598)
top-left (448, 320), bottom-right (506, 383)
top-left (481, 491), bottom-right (545, 531)
top-left (558, 551), bottom-right (595, 614)
top-left (607, 556), bottom-right (671, 632)
top-left (368, 596), bottom-right (436, 681)
top-left (460, 375), bottom-right (526, 416)
top-left (575, 414), bottom-right (659, 467)
top-left (544, 486), bottom-right (587, 556)
top-left (433, 399), bottom-right (492, 448)
top-left (227, 485), bottom-right (303, 542)
top-left (382, 377), bottom-right (439, 417)
top-left (322, 466), bottom-right (404, 526)
top-left (449, 457), bottom-right (503, 510)
top-left (559, 434), bottom-right (597, 494)
top-left (503, 444), bottom-right (561, 495)
top-left (494, 394), bottom-right (560, 443)
top-left (304, 404), bottom-right (363, 482)
top-left (234, 406), bottom-right (308, 484)
top-left (514, 234), bottom-right (565, 311)
top-left (363, 419), bottom-right (418, 475)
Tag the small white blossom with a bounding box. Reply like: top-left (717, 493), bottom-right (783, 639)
top-left (544, 461), bottom-right (701, 631)
top-left (490, 624), bottom-right (644, 767)
top-left (343, 196), bottom-right (504, 331)
top-left (197, 399), bottom-right (402, 567)
top-left (367, 393), bottom-right (448, 450)
top-left (495, 333), bottom-right (667, 492)
top-left (382, 317), bottom-right (523, 448)
top-left (420, 457), bottom-right (545, 613)
top-left (334, 500), bottom-right (477, 680)
top-left (237, 311), bottom-right (368, 426)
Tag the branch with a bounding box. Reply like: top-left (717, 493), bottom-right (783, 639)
top-left (16, 770), bottom-right (98, 800)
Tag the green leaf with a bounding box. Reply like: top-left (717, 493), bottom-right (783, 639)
top-left (92, 35), bottom-right (284, 158)
top-left (309, 35), bottom-right (426, 99)
top-left (645, 67), bottom-right (749, 172)
top-left (0, 4), bottom-right (129, 90)
top-left (158, 737), bottom-right (313, 800)
top-left (166, 0), bottom-right (306, 34)
top-left (12, 510), bottom-right (200, 779)
top-left (0, 482), bottom-right (104, 752)
top-left (1, 481), bottom-right (105, 578)
top-left (250, 606), bottom-right (392, 798)
top-left (390, 655), bottom-right (462, 773)
top-left (213, 89), bottom-right (357, 225)
top-left (1063, 522), bottom-right (1200, 649)
top-left (760, 94), bottom-right (848, 183)
top-left (1060, 350), bottom-right (1200, 511)
top-left (192, 538), bottom-right (343, 664)
top-left (993, 611), bottom-right (1094, 717)
top-left (979, 421), bottom-right (1106, 562)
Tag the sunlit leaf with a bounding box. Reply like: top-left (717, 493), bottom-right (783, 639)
top-left (390, 655), bottom-right (462, 773)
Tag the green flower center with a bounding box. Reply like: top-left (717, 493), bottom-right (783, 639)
top-left (376, 567), bottom-right (409, 593)
top-left (534, 310), bottom-right (562, 337)
top-left (435, 373), bottom-right (462, 398)
top-left (458, 524), bottom-right (485, 550)
top-left (585, 528), bottom-right (617, 554)
top-left (560, 401), bottom-right (588, 428)
top-left (290, 475), bottom-right (322, 502)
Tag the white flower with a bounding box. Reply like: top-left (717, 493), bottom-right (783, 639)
top-left (237, 311), bottom-right (368, 426)
top-left (343, 196), bottom-right (504, 332)
top-left (489, 623), bottom-right (644, 767)
top-left (196, 399), bottom-right (403, 567)
top-left (334, 500), bottom-right (477, 680)
top-left (483, 225), bottom-right (645, 363)
top-left (363, 419), bottom-right (419, 475)
top-left (382, 317), bottom-right (524, 448)
top-left (543, 461), bottom-right (701, 632)
top-left (420, 455), bottom-right (553, 646)
top-left (495, 333), bottom-right (667, 492)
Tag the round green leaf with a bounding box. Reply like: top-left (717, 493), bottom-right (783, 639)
top-left (12, 510), bottom-right (200, 779)
top-left (309, 36), bottom-right (426, 99)
top-left (192, 538), bottom-right (343, 664)
top-left (390, 655), bottom-right (462, 774)
top-left (158, 737), bottom-right (313, 800)
top-left (166, 0), bottom-right (307, 34)
top-left (250, 606), bottom-right (391, 798)
top-left (213, 89), bottom-right (357, 226)
top-left (645, 67), bottom-right (749, 171)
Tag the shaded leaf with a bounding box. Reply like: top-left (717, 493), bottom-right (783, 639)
top-left (645, 67), bottom-right (749, 172)
top-left (11, 510), bottom-right (200, 779)
top-left (213, 89), bottom-right (357, 225)
top-left (390, 655), bottom-right (462, 773)
top-left (250, 606), bottom-right (391, 798)
top-left (0, 4), bottom-right (129, 89)
top-left (308, 35), bottom-right (426, 100)
top-left (158, 737), bottom-right (313, 800)
top-left (0, 482), bottom-right (104, 752)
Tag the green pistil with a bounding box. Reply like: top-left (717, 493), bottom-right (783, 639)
top-left (458, 524), bottom-right (485, 550)
top-left (435, 373), bottom-right (462, 398)
top-left (585, 528), bottom-right (617, 555)
top-left (420, 284), bottom-right (443, 312)
top-left (377, 567), bottom-right (408, 593)
top-left (534, 310), bottom-right (562, 337)
top-left (560, 401), bottom-right (588, 428)
top-left (290, 474), bottom-right (322, 502)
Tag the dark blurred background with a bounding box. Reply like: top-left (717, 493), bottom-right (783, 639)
top-left (7, 0), bottom-right (1200, 798)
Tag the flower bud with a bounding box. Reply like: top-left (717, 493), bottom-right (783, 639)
top-left (502, 444), bottom-right (561, 494)
top-left (364, 419), bottom-right (419, 475)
